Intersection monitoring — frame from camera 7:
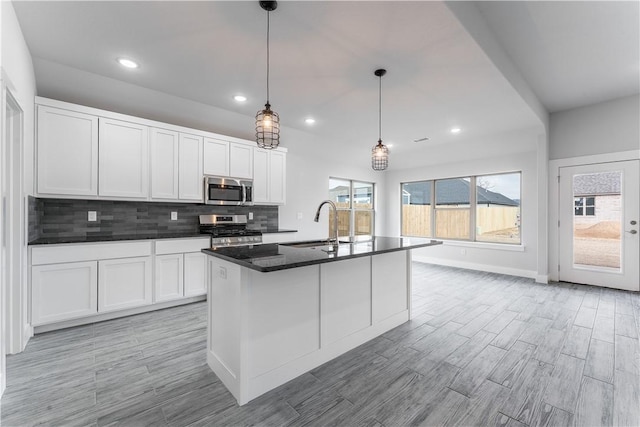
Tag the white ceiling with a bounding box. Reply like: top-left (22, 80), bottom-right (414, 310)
top-left (477, 1), bottom-right (639, 113)
top-left (12, 1), bottom-right (639, 169)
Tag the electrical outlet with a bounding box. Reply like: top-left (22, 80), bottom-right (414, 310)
top-left (88, 211), bottom-right (97, 222)
top-left (248, 212), bottom-right (253, 220)
top-left (171, 211), bottom-right (178, 221)
top-left (297, 212), bottom-right (303, 220)
top-left (460, 248), bottom-right (466, 255)
top-left (219, 266), bottom-right (227, 279)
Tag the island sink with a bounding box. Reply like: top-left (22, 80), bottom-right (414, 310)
top-left (278, 239), bottom-right (335, 248)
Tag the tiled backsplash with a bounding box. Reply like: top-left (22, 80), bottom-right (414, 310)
top-left (28, 196), bottom-right (278, 242)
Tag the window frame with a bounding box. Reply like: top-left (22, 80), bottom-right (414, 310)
top-left (329, 177), bottom-right (375, 238)
top-left (574, 196), bottom-right (596, 216)
top-left (401, 172), bottom-right (522, 245)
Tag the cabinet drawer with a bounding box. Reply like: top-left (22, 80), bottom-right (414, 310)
top-left (32, 241), bottom-right (153, 265)
top-left (155, 238), bottom-right (210, 255)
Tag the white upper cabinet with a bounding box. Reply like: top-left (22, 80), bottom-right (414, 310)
top-left (179, 134), bottom-right (203, 201)
top-left (204, 138), bottom-right (253, 179)
top-left (203, 138), bottom-right (229, 176)
top-left (229, 143), bottom-right (253, 179)
top-left (252, 148), bottom-right (269, 204)
top-left (99, 118), bottom-right (149, 198)
top-left (37, 106), bottom-right (98, 196)
top-left (36, 98), bottom-right (285, 203)
top-left (252, 148), bottom-right (286, 205)
top-left (150, 128), bottom-right (179, 200)
top-left (269, 150), bottom-right (286, 205)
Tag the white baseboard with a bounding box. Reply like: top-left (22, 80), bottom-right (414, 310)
top-left (34, 295), bottom-right (206, 334)
top-left (535, 274), bottom-right (549, 284)
top-left (22, 324), bottom-right (33, 352)
top-left (413, 255), bottom-right (537, 280)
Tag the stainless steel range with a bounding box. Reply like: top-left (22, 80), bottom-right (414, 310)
top-left (199, 214), bottom-right (262, 247)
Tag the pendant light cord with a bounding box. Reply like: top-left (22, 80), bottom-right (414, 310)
top-left (266, 10), bottom-right (270, 105)
top-left (378, 74), bottom-right (382, 142)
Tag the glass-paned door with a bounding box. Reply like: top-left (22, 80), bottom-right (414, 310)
top-left (559, 161), bottom-right (639, 291)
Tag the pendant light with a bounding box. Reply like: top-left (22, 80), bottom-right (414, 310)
top-left (371, 68), bottom-right (389, 171)
top-left (255, 1), bottom-right (280, 149)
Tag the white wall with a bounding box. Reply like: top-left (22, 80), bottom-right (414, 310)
top-left (279, 129), bottom-right (385, 240)
top-left (550, 94), bottom-right (640, 160)
top-left (1, 0), bottom-right (36, 355)
top-left (382, 128), bottom-right (541, 278)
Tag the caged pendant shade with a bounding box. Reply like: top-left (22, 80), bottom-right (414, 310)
top-left (371, 68), bottom-right (389, 171)
top-left (255, 1), bottom-right (280, 149)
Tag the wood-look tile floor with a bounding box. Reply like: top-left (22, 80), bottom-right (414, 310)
top-left (2, 263), bottom-right (639, 426)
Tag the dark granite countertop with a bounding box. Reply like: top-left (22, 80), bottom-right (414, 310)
top-left (202, 236), bottom-right (442, 272)
top-left (28, 232), bottom-right (210, 245)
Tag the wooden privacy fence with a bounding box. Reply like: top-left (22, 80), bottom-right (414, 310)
top-left (402, 205), bottom-right (519, 238)
top-left (329, 210), bottom-right (373, 236)
top-left (402, 205), bottom-right (432, 237)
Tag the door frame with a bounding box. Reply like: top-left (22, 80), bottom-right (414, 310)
top-left (549, 150), bottom-right (640, 283)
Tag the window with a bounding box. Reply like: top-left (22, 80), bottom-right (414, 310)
top-left (329, 178), bottom-right (374, 238)
top-left (401, 172), bottom-right (521, 245)
top-left (476, 173), bottom-right (521, 244)
top-left (574, 197), bottom-right (595, 216)
top-left (435, 178), bottom-right (471, 240)
top-left (401, 181), bottom-right (431, 237)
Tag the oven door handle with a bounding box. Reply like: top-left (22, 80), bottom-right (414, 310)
top-left (241, 183), bottom-right (247, 205)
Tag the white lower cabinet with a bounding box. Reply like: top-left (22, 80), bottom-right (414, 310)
top-left (154, 238), bottom-right (209, 301)
top-left (98, 256), bottom-right (153, 312)
top-left (31, 239), bottom-right (208, 329)
top-left (155, 254), bottom-right (185, 302)
top-left (32, 261), bottom-right (98, 326)
top-left (184, 252), bottom-right (207, 296)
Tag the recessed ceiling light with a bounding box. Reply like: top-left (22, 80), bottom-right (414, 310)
top-left (117, 58), bottom-right (139, 69)
top-left (233, 95), bottom-right (247, 102)
top-left (304, 118), bottom-right (316, 125)
top-left (450, 127), bottom-right (462, 134)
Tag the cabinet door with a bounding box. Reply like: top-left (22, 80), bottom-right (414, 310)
top-left (203, 138), bottom-right (229, 176)
top-left (99, 118), bottom-right (149, 198)
top-left (154, 254), bottom-right (184, 302)
top-left (184, 252), bottom-right (207, 296)
top-left (98, 256), bottom-right (152, 312)
top-left (179, 134), bottom-right (204, 201)
top-left (269, 150), bottom-right (286, 205)
top-left (37, 106), bottom-right (98, 196)
top-left (32, 261), bottom-right (98, 325)
top-left (229, 144), bottom-right (253, 179)
top-left (150, 128), bottom-right (179, 200)
top-left (252, 148), bottom-right (269, 203)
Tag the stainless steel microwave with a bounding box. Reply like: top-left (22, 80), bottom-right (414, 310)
top-left (204, 176), bottom-right (253, 206)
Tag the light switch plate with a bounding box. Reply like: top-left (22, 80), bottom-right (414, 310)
top-left (88, 211), bottom-right (97, 222)
top-left (171, 211), bottom-right (178, 221)
top-left (219, 266), bottom-right (227, 279)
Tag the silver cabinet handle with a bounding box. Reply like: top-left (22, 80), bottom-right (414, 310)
top-left (627, 230), bottom-right (638, 234)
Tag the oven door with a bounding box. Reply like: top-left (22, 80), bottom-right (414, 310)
top-left (204, 176), bottom-right (245, 205)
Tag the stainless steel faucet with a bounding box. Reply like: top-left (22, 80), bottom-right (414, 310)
top-left (314, 200), bottom-right (340, 249)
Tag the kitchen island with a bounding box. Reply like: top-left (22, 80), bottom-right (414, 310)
top-left (202, 237), bottom-right (442, 405)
